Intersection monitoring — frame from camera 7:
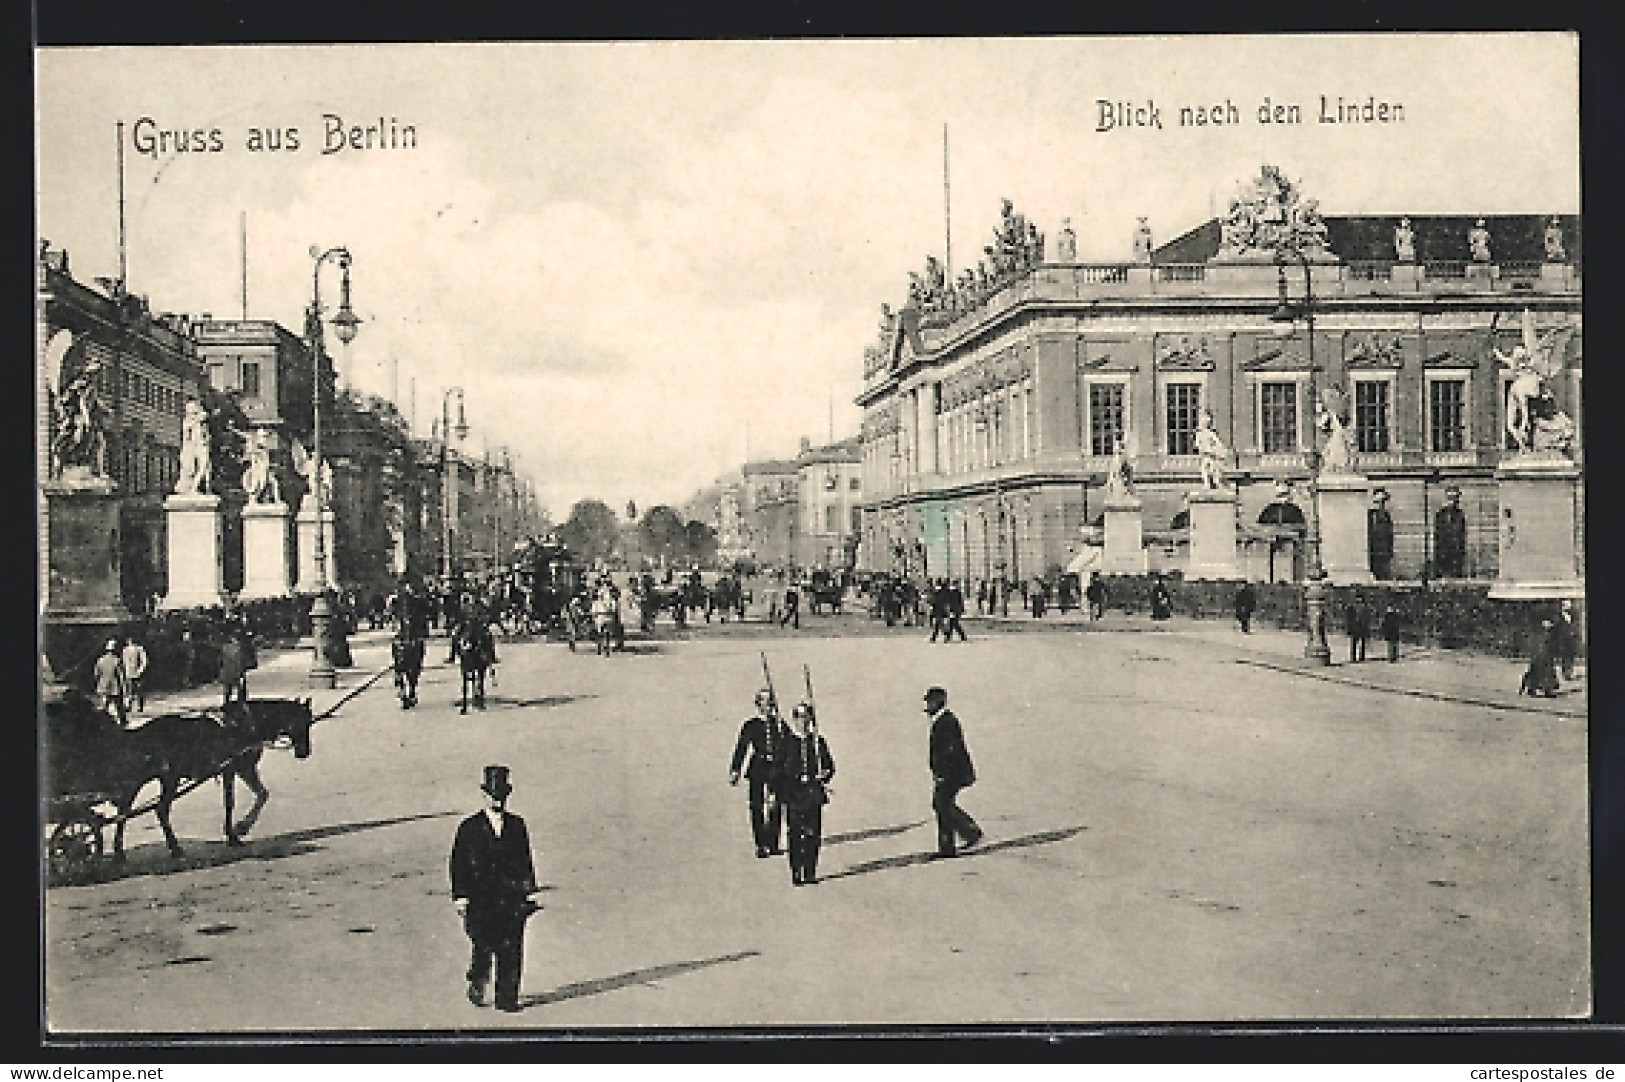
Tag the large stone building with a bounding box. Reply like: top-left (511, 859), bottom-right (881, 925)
top-left (39, 244), bottom-right (204, 614)
top-left (855, 167), bottom-right (1581, 587)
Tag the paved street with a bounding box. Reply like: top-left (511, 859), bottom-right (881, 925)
top-left (44, 618), bottom-right (1589, 1030)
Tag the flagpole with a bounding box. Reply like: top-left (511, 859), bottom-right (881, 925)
top-left (942, 123), bottom-right (952, 279)
top-left (116, 121), bottom-right (127, 286)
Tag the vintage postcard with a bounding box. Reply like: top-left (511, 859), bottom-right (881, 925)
top-left (36, 34), bottom-right (1586, 1035)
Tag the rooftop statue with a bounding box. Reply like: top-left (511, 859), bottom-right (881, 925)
top-left (1393, 217), bottom-right (1416, 262)
top-left (1056, 218), bottom-right (1077, 262)
top-left (1215, 164), bottom-right (1331, 259)
top-left (1544, 217), bottom-right (1566, 262)
top-left (1133, 217), bottom-right (1153, 263)
top-left (175, 399), bottom-right (213, 496)
top-left (1468, 218), bottom-right (1492, 263)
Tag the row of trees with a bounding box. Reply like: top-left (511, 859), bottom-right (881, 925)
top-left (556, 498), bottom-right (718, 566)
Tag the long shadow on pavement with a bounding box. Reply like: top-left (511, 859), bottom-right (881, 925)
top-left (62, 810), bottom-right (461, 887)
top-left (820, 825), bottom-right (1087, 882)
top-left (824, 820), bottom-right (929, 846)
top-left (471, 693), bottom-right (599, 711)
top-left (517, 950), bottom-right (760, 1010)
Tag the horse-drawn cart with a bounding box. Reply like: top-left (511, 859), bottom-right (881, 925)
top-left (42, 684), bottom-right (315, 884)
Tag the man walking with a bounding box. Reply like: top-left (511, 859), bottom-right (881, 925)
top-left (1381, 602), bottom-right (1403, 663)
top-left (92, 638), bottom-right (128, 727)
top-left (449, 765), bottom-right (540, 1013)
top-left (925, 686), bottom-right (981, 858)
top-left (729, 689), bottom-right (785, 858)
top-left (944, 580), bottom-right (968, 641)
top-left (120, 634), bottom-right (149, 714)
top-left (1234, 581), bottom-right (1256, 634)
top-left (779, 576), bottom-right (800, 629)
top-left (774, 702), bottom-right (835, 886)
top-left (927, 579), bottom-right (948, 642)
top-left (1345, 592), bottom-right (1370, 663)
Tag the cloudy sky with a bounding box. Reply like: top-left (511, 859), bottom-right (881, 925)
top-left (36, 34), bottom-right (1577, 520)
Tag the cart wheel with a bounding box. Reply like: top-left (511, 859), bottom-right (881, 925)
top-left (49, 817), bottom-right (103, 883)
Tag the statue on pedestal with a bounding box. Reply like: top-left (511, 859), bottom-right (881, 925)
top-left (234, 426), bottom-right (282, 504)
top-left (1543, 216), bottom-right (1566, 263)
top-left (1393, 217), bottom-right (1416, 263)
top-left (1103, 435), bottom-right (1135, 498)
top-left (291, 438), bottom-right (333, 510)
top-left (1194, 409), bottom-right (1229, 489)
top-left (1495, 309), bottom-right (1576, 454)
top-left (174, 399), bottom-right (213, 495)
top-left (1314, 385), bottom-right (1354, 474)
top-left (45, 330), bottom-right (110, 482)
top-left (1468, 218), bottom-right (1492, 263)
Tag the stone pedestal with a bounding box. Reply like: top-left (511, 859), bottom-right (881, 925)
top-left (1186, 489), bottom-right (1241, 580)
top-left (1489, 452), bottom-right (1583, 600)
top-left (295, 501), bottom-right (338, 594)
top-left (1101, 495), bottom-right (1147, 574)
top-left (159, 493), bottom-right (228, 610)
top-left (43, 475), bottom-right (131, 625)
top-left (1315, 472), bottom-right (1375, 586)
top-left (1391, 263), bottom-right (1421, 289)
top-left (241, 501), bottom-right (293, 600)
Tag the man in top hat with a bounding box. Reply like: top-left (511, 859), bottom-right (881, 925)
top-left (925, 686), bottom-right (982, 858)
top-left (729, 688), bottom-right (786, 858)
top-left (449, 765), bottom-right (540, 1013)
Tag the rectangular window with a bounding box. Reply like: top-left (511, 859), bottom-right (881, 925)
top-left (825, 506), bottom-right (840, 533)
top-left (1353, 380), bottom-right (1390, 452)
top-left (207, 363), bottom-right (227, 392)
top-left (1165, 383), bottom-right (1201, 456)
top-left (1429, 379), bottom-right (1467, 452)
top-left (848, 476), bottom-right (860, 491)
top-left (1260, 382), bottom-right (1299, 453)
top-left (242, 362), bottom-right (261, 397)
top-left (1087, 383), bottom-right (1125, 457)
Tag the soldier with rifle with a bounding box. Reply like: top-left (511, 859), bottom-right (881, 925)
top-left (774, 665), bottom-right (836, 886)
top-left (729, 657), bottom-right (787, 858)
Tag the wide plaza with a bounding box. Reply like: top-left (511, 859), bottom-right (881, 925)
top-left (44, 614), bottom-right (1588, 1031)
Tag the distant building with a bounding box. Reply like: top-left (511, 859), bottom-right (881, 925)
top-left (794, 436), bottom-right (862, 570)
top-left (741, 457), bottom-right (800, 567)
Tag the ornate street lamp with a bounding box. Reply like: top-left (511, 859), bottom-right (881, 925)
top-left (308, 246), bottom-right (359, 688)
top-left (439, 387), bottom-right (468, 586)
top-left (1271, 252), bottom-right (1332, 665)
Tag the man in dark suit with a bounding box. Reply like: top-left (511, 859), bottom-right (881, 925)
top-left (729, 689), bottom-right (785, 858)
top-left (450, 765), bottom-right (539, 1013)
top-left (925, 686), bottom-right (982, 858)
top-left (944, 580), bottom-right (968, 641)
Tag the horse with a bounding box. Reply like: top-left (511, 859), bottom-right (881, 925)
top-left (451, 620), bottom-right (495, 712)
top-left (392, 630), bottom-right (426, 709)
top-left (105, 697), bottom-right (314, 861)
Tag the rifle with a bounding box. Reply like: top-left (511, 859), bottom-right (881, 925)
top-left (760, 651), bottom-right (780, 763)
top-left (803, 663), bottom-right (830, 800)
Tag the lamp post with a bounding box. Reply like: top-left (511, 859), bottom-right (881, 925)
top-left (307, 246), bottom-right (360, 688)
top-left (439, 387), bottom-right (468, 588)
top-left (1271, 251), bottom-right (1332, 665)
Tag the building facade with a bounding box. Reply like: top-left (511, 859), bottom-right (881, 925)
top-left (855, 170), bottom-right (1581, 587)
top-left (39, 244), bottom-right (204, 612)
top-left (794, 436), bottom-right (863, 570)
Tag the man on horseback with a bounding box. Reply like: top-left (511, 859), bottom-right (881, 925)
top-left (389, 577), bottom-right (430, 709)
